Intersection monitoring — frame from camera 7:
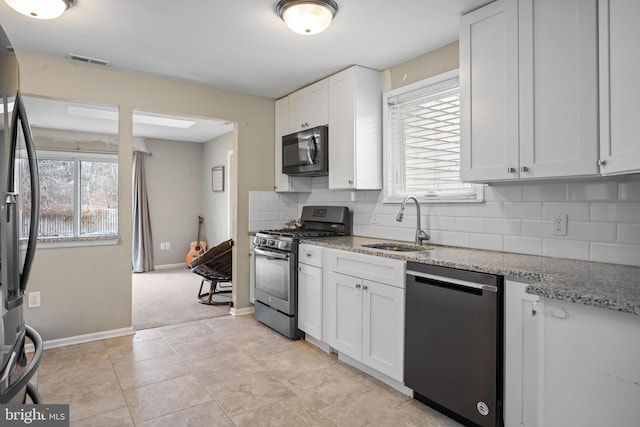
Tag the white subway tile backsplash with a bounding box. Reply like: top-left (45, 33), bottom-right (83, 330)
top-left (427, 204), bottom-right (470, 217)
top-left (522, 183), bottom-right (566, 201)
top-left (468, 202), bottom-right (503, 218)
top-left (504, 202), bottom-right (542, 219)
top-left (567, 221), bottom-right (617, 243)
top-left (521, 220), bottom-right (553, 238)
top-left (591, 243), bottom-right (640, 267)
top-left (249, 176), bottom-right (640, 267)
top-left (618, 179), bottom-right (640, 202)
top-left (591, 202), bottom-right (640, 223)
top-left (617, 223), bottom-right (640, 245)
top-left (484, 185), bottom-right (522, 202)
top-left (429, 216), bottom-right (456, 231)
top-left (504, 236), bottom-right (543, 256)
top-left (440, 231), bottom-right (470, 248)
top-left (468, 233), bottom-right (503, 251)
top-left (543, 238), bottom-right (590, 261)
top-left (567, 181), bottom-right (618, 201)
top-left (485, 219), bottom-right (521, 236)
top-left (454, 217), bottom-right (485, 233)
top-left (542, 203), bottom-right (590, 221)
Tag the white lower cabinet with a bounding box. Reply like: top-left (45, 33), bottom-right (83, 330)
top-left (324, 249), bottom-right (405, 381)
top-left (297, 244), bottom-right (323, 340)
top-left (539, 298), bottom-right (640, 427)
top-left (504, 280), bottom-right (541, 427)
top-left (505, 280), bottom-right (640, 427)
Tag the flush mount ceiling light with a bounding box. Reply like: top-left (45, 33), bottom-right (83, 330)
top-left (5, 0), bottom-right (75, 20)
top-left (276, 0), bottom-right (338, 35)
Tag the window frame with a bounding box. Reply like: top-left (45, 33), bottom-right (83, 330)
top-left (28, 149), bottom-right (119, 242)
top-left (382, 69), bottom-right (483, 204)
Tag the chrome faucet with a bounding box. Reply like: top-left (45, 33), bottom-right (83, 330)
top-left (396, 195), bottom-right (430, 246)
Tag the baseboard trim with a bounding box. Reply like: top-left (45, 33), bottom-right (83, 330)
top-left (154, 263), bottom-right (186, 270)
top-left (26, 327), bottom-right (135, 352)
top-left (230, 306), bottom-right (254, 316)
top-left (338, 352), bottom-right (413, 397)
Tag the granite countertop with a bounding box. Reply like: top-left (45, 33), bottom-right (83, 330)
top-left (300, 235), bottom-right (640, 316)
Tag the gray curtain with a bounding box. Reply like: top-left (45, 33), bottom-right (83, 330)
top-left (132, 150), bottom-right (154, 272)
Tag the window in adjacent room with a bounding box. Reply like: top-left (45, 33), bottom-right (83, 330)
top-left (383, 70), bottom-right (482, 202)
top-left (19, 151), bottom-right (118, 239)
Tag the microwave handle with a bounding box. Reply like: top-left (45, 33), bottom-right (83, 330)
top-left (307, 135), bottom-right (318, 165)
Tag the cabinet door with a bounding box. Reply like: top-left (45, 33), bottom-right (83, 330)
top-left (504, 281), bottom-right (541, 427)
top-left (298, 263), bottom-right (323, 340)
top-left (541, 299), bottom-right (640, 427)
top-left (599, 0), bottom-right (640, 175)
top-left (325, 271), bottom-right (362, 360)
top-left (328, 68), bottom-right (356, 189)
top-left (361, 280), bottom-right (404, 381)
top-left (274, 98), bottom-right (311, 193)
top-left (518, 0), bottom-right (598, 178)
top-left (288, 79), bottom-right (329, 131)
top-left (329, 66), bottom-right (382, 190)
top-left (460, 0), bottom-right (519, 182)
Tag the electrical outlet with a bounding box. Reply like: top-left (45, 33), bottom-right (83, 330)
top-left (552, 214), bottom-right (568, 236)
top-left (160, 243), bottom-right (166, 250)
top-left (28, 292), bottom-right (41, 308)
top-left (165, 242), bottom-right (171, 250)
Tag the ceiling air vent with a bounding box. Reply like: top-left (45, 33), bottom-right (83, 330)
top-left (68, 53), bottom-right (110, 67)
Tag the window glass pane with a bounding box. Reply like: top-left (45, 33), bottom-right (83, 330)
top-left (37, 159), bottom-right (74, 237)
top-left (80, 161), bottom-right (118, 236)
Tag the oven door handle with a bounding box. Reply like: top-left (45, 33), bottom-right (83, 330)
top-left (254, 248), bottom-right (290, 260)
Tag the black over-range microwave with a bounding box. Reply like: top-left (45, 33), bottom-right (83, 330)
top-left (282, 125), bottom-right (328, 176)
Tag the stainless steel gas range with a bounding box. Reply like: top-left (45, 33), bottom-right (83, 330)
top-left (253, 206), bottom-right (351, 339)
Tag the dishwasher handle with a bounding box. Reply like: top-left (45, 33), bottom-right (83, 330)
top-left (407, 270), bottom-right (498, 294)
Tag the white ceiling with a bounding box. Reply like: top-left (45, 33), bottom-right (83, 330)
top-left (1, 0), bottom-right (491, 141)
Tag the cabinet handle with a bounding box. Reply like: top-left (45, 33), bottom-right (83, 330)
top-left (507, 167), bottom-right (516, 173)
top-left (348, 180), bottom-right (353, 185)
top-left (521, 166), bottom-right (529, 172)
top-left (597, 159), bottom-right (607, 167)
top-left (355, 284), bottom-right (361, 289)
top-left (363, 285), bottom-right (368, 290)
top-left (306, 253), bottom-right (312, 257)
top-left (298, 267), bottom-right (302, 272)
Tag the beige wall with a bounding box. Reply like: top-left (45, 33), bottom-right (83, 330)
top-left (144, 138), bottom-right (204, 266)
top-left (202, 131), bottom-right (234, 246)
top-left (19, 53), bottom-right (273, 340)
top-left (387, 41), bottom-right (459, 90)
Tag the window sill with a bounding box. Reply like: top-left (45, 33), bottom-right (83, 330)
top-left (36, 235), bottom-right (120, 249)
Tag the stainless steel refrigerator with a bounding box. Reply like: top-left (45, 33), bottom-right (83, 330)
top-left (0, 23), bottom-right (43, 404)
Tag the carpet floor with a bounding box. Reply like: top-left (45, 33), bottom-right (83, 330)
top-left (132, 267), bottom-right (231, 330)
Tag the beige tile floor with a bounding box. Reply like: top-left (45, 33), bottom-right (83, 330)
top-left (33, 314), bottom-right (463, 426)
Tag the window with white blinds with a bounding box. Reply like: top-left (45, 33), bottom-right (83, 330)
top-left (384, 71), bottom-right (482, 202)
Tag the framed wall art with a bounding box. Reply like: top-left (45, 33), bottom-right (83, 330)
top-left (211, 166), bottom-right (224, 192)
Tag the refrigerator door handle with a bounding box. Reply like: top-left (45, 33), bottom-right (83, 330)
top-left (10, 91), bottom-right (39, 291)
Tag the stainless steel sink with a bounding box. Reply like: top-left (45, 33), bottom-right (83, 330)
top-left (361, 242), bottom-right (431, 252)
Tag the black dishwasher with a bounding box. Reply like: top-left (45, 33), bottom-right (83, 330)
top-left (404, 262), bottom-right (503, 427)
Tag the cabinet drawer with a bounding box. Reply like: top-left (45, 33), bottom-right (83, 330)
top-left (327, 249), bottom-right (405, 288)
top-left (299, 244), bottom-right (323, 268)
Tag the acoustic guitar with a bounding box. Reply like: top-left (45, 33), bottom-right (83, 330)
top-left (185, 216), bottom-right (207, 267)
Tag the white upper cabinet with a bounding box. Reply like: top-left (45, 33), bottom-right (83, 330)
top-left (328, 66), bottom-right (382, 190)
top-left (274, 97), bottom-right (311, 193)
top-left (288, 78), bottom-right (329, 131)
top-left (461, 0), bottom-right (599, 182)
top-left (460, 0), bottom-right (519, 182)
top-left (518, 0), bottom-right (598, 179)
top-left (599, 0), bottom-right (640, 175)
